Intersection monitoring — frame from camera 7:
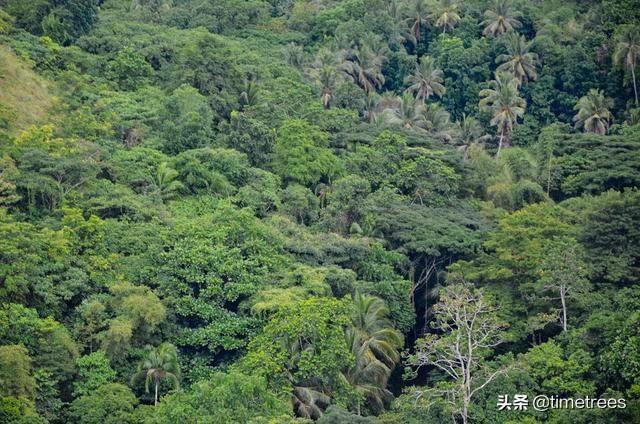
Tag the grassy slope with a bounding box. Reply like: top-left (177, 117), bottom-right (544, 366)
top-left (0, 44), bottom-right (54, 134)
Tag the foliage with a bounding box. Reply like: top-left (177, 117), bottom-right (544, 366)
top-left (0, 0), bottom-right (639, 421)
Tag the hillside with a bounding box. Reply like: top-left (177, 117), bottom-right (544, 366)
top-left (0, 44), bottom-right (54, 134)
top-left (0, 0), bottom-right (639, 423)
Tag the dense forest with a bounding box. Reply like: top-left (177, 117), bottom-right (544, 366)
top-left (0, 0), bottom-right (639, 422)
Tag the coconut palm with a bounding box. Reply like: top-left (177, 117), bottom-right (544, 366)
top-left (349, 292), bottom-right (403, 371)
top-left (404, 0), bottom-right (429, 44)
top-left (318, 66), bottom-right (338, 109)
top-left (238, 77), bottom-right (259, 110)
top-left (404, 56), bottom-right (446, 103)
top-left (573, 89), bottom-right (614, 135)
top-left (481, 0), bottom-right (522, 38)
top-left (496, 32), bottom-right (538, 86)
top-left (418, 103), bottom-right (459, 142)
top-left (343, 292), bottom-right (403, 414)
top-left (341, 44), bottom-right (386, 94)
top-left (343, 329), bottom-right (394, 414)
top-left (292, 385), bottom-right (331, 420)
top-left (284, 43), bottom-right (305, 69)
top-left (457, 114), bottom-right (492, 155)
top-left (133, 343), bottom-right (180, 406)
top-left (381, 93), bottom-right (424, 129)
top-left (152, 162), bottom-right (184, 200)
top-left (363, 92), bottom-right (381, 123)
top-left (479, 72), bottom-right (526, 156)
top-left (430, 0), bottom-right (461, 35)
top-left (387, 0), bottom-right (417, 47)
top-left (626, 108), bottom-right (640, 126)
top-left (613, 26), bottom-right (640, 106)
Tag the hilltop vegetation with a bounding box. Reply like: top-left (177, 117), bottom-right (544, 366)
top-left (0, 0), bottom-right (639, 423)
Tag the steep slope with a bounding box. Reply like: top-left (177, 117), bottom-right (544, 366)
top-left (0, 44), bottom-right (54, 134)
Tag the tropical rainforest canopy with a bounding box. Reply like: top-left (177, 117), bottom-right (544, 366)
top-left (0, 0), bottom-right (639, 423)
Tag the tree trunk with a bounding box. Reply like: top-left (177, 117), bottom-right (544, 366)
top-left (546, 154), bottom-right (552, 196)
top-left (496, 129), bottom-right (504, 157)
top-left (631, 65), bottom-right (638, 107)
top-left (154, 379), bottom-right (159, 406)
top-left (560, 286), bottom-right (568, 332)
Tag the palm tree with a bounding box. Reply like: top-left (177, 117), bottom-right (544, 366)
top-left (315, 182), bottom-right (333, 208)
top-left (284, 43), bottom-right (305, 69)
top-left (573, 89), bottom-right (614, 135)
top-left (133, 343), bottom-right (180, 406)
top-left (388, 0), bottom-right (417, 47)
top-left (479, 72), bottom-right (526, 156)
top-left (404, 0), bottom-right (429, 44)
top-left (404, 56), bottom-right (446, 103)
top-left (457, 114), bottom-right (492, 155)
top-left (319, 66), bottom-right (338, 109)
top-left (152, 162), bottom-right (184, 200)
top-left (343, 292), bottom-right (403, 414)
top-left (350, 292), bottom-right (403, 369)
top-left (418, 103), bottom-right (458, 142)
top-left (239, 77), bottom-right (259, 110)
top-left (613, 26), bottom-right (640, 106)
top-left (307, 48), bottom-right (342, 109)
top-left (496, 32), bottom-right (538, 86)
top-left (481, 0), bottom-right (522, 38)
top-left (430, 0), bottom-right (461, 35)
top-left (341, 44), bottom-right (386, 94)
top-left (381, 93), bottom-right (424, 129)
top-left (292, 385), bottom-right (331, 420)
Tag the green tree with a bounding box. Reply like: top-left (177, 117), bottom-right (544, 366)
top-left (343, 293), bottom-right (403, 414)
top-left (536, 239), bottom-right (590, 332)
top-left (0, 345), bottom-right (36, 399)
top-left (153, 371), bottom-right (291, 423)
top-left (69, 383), bottom-right (139, 424)
top-left (241, 297), bottom-right (353, 419)
top-left (496, 32), bottom-right (538, 86)
top-left (105, 47), bottom-right (153, 91)
top-left (429, 0), bottom-right (461, 35)
top-left (341, 44), bottom-right (386, 94)
top-left (614, 26), bottom-right (640, 106)
top-left (573, 89), bottom-right (614, 135)
top-left (479, 72), bottom-right (526, 156)
top-left (272, 119), bottom-right (341, 186)
top-left (151, 162), bottom-right (184, 201)
top-left (481, 0), bottom-right (522, 38)
top-left (73, 352), bottom-right (117, 397)
top-left (404, 0), bottom-right (429, 43)
top-left (159, 84), bottom-right (215, 154)
top-left (133, 343), bottom-right (180, 406)
top-left (380, 93), bottom-right (424, 130)
top-left (404, 56), bottom-right (446, 104)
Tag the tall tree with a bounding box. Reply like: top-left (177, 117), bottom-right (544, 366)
top-left (343, 292), bottom-right (403, 414)
top-left (537, 239), bottom-right (590, 332)
top-left (573, 89), bottom-right (614, 135)
top-left (407, 283), bottom-right (508, 424)
top-left (404, 56), bottom-right (446, 104)
top-left (152, 162), bottom-right (184, 201)
top-left (341, 44), bottom-right (386, 94)
top-left (496, 32), bottom-right (539, 86)
top-left (481, 0), bottom-right (522, 38)
top-left (418, 103), bottom-right (458, 142)
top-left (613, 26), bottom-right (640, 106)
top-left (133, 343), bottom-right (180, 406)
top-left (381, 93), bottom-right (424, 130)
top-left (479, 72), bottom-right (526, 156)
top-left (404, 0), bottom-right (429, 44)
top-left (430, 0), bottom-right (461, 35)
